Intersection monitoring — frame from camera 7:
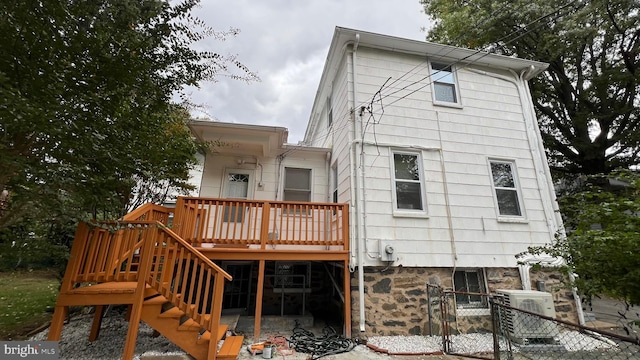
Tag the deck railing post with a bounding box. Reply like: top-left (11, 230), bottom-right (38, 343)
top-left (122, 224), bottom-right (156, 359)
top-left (342, 204), bottom-right (349, 251)
top-left (259, 201), bottom-right (271, 249)
top-left (173, 197), bottom-right (186, 238)
top-left (207, 274), bottom-right (225, 360)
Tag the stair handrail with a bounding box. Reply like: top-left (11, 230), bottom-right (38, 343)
top-left (140, 221), bottom-right (232, 359)
top-left (62, 220), bottom-right (231, 286)
top-left (58, 220), bottom-right (233, 359)
top-left (153, 223), bottom-right (232, 281)
top-left (123, 203), bottom-right (174, 224)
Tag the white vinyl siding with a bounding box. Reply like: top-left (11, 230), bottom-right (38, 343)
top-left (302, 46), bottom-right (557, 268)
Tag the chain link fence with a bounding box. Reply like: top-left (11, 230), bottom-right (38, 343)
top-left (426, 284), bottom-right (640, 359)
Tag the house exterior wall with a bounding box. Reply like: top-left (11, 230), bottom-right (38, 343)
top-left (301, 29), bottom-right (579, 336)
top-left (199, 151), bottom-right (330, 203)
top-left (192, 28), bottom-right (577, 337)
top-left (308, 44), bottom-right (558, 269)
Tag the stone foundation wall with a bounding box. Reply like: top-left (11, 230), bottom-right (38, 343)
top-left (351, 266), bottom-right (579, 337)
top-left (351, 267), bottom-right (453, 336)
top-left (529, 268), bottom-right (579, 323)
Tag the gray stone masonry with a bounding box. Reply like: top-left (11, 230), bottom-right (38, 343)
top-left (350, 266), bottom-right (579, 337)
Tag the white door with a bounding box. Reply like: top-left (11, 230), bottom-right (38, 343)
top-left (221, 169), bottom-right (254, 225)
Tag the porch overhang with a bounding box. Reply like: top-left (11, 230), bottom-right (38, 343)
top-left (189, 120), bottom-right (289, 157)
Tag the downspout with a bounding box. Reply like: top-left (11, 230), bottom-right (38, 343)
top-left (326, 151), bottom-right (331, 202)
top-left (514, 68), bottom-right (566, 239)
top-left (468, 67), bottom-right (584, 325)
top-left (515, 68), bottom-right (584, 325)
top-left (350, 33), bottom-right (367, 333)
top-left (435, 112), bottom-right (458, 268)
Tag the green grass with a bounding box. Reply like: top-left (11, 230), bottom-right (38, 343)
top-left (0, 271), bottom-right (60, 340)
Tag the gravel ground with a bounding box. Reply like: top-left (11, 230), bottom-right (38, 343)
top-left (29, 308), bottom-right (621, 359)
top-left (29, 310), bottom-right (452, 359)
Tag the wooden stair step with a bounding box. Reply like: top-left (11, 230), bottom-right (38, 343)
top-left (196, 324), bottom-right (229, 344)
top-left (143, 295), bottom-right (169, 306)
top-left (158, 307), bottom-right (184, 318)
top-left (217, 335), bottom-right (244, 360)
top-left (66, 282), bottom-right (159, 297)
top-left (177, 318), bottom-right (202, 331)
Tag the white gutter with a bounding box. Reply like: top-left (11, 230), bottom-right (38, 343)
top-left (514, 69), bottom-right (584, 325)
top-left (435, 112), bottom-right (458, 267)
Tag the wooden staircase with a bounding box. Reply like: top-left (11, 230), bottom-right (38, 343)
top-left (141, 294), bottom-right (243, 360)
top-left (47, 205), bottom-right (244, 360)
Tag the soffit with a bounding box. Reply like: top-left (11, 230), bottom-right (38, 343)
top-left (189, 121), bottom-right (289, 157)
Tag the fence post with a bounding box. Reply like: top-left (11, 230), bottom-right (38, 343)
top-left (440, 287), bottom-right (450, 353)
top-left (490, 296), bottom-right (500, 360)
top-left (427, 284), bottom-right (433, 336)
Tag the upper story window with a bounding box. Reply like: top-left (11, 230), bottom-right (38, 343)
top-left (331, 162), bottom-right (338, 203)
top-left (391, 152), bottom-right (425, 213)
top-left (431, 62), bottom-right (459, 105)
top-left (327, 96), bottom-right (333, 128)
top-left (489, 160), bottom-right (523, 217)
top-left (283, 167), bottom-right (312, 202)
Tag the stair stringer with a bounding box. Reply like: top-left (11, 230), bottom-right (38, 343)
top-left (140, 299), bottom-right (211, 360)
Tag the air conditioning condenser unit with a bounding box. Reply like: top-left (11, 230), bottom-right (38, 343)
top-left (497, 289), bottom-right (559, 344)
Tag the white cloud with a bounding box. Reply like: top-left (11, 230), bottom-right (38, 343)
top-left (185, 0), bottom-right (430, 143)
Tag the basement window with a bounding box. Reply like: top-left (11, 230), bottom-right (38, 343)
top-left (454, 269), bottom-right (488, 310)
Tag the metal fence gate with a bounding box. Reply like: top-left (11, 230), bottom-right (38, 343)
top-left (426, 284), bottom-right (640, 359)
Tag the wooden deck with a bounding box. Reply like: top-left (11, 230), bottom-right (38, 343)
top-left (49, 197), bottom-right (351, 359)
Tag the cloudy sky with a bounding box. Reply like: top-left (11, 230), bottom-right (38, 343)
top-left (184, 0), bottom-right (431, 144)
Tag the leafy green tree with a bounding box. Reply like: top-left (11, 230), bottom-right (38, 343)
top-left (520, 170), bottom-right (640, 305)
top-left (0, 0), bottom-right (257, 228)
top-left (421, 0), bottom-right (640, 176)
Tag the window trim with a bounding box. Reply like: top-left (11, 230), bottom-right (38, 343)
top-left (389, 150), bottom-right (428, 217)
top-left (488, 159), bottom-right (526, 219)
top-left (429, 61), bottom-right (462, 108)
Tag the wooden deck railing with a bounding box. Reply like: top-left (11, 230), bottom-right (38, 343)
top-left (64, 220), bottom-right (231, 354)
top-left (171, 197), bottom-right (349, 249)
top-left (122, 203), bottom-right (173, 224)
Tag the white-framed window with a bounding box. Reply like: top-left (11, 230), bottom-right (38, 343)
top-left (391, 151), bottom-right (426, 214)
top-left (489, 160), bottom-right (524, 217)
top-left (431, 62), bottom-right (460, 105)
top-left (454, 269), bottom-right (488, 309)
top-left (331, 162), bottom-right (338, 203)
top-left (327, 96), bottom-right (333, 128)
top-left (283, 167), bottom-right (312, 202)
